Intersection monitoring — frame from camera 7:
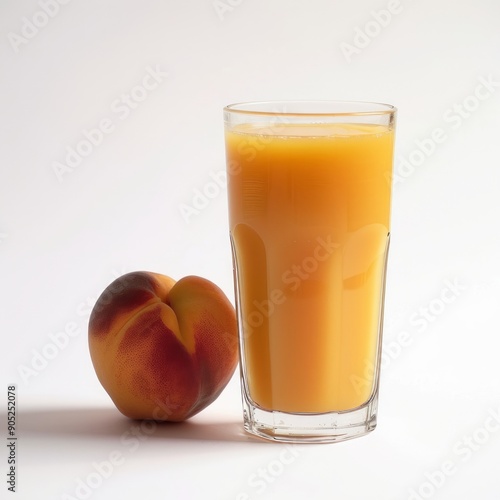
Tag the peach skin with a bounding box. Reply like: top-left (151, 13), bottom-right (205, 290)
top-left (88, 271), bottom-right (238, 421)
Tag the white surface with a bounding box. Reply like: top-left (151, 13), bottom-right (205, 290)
top-left (1, 0), bottom-right (500, 499)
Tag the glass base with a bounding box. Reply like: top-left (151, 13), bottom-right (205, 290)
top-left (241, 389), bottom-right (378, 444)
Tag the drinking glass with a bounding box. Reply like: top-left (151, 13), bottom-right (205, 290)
top-left (224, 101), bottom-right (396, 443)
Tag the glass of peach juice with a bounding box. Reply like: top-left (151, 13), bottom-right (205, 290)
top-left (223, 101), bottom-right (396, 443)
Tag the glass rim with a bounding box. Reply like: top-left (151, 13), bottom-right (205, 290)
top-left (224, 100), bottom-right (396, 117)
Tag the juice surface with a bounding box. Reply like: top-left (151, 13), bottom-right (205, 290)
top-left (226, 122), bottom-right (394, 413)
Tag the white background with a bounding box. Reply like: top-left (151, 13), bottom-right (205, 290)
top-left (1, 0), bottom-right (500, 499)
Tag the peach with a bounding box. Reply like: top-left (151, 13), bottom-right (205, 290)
top-left (88, 271), bottom-right (238, 421)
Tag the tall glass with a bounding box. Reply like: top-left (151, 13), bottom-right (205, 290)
top-left (224, 101), bottom-right (396, 443)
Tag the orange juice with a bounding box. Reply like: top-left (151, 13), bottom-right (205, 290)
top-left (226, 122), bottom-right (394, 414)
